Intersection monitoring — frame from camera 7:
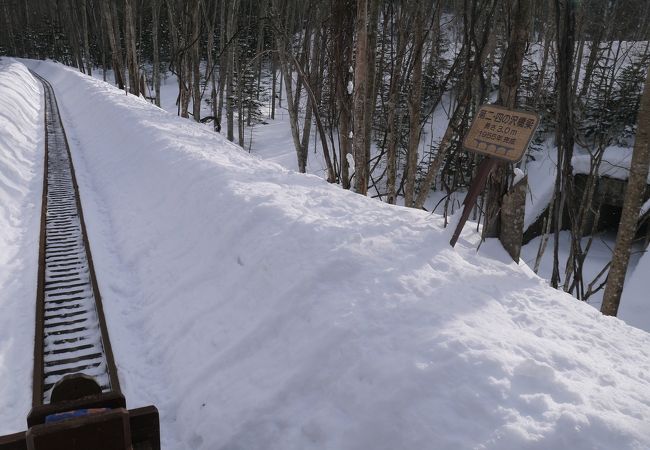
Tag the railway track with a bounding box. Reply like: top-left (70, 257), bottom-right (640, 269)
top-left (0, 71), bottom-right (159, 450)
top-left (31, 69), bottom-right (119, 408)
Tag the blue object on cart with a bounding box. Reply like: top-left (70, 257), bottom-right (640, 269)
top-left (45, 408), bottom-right (111, 423)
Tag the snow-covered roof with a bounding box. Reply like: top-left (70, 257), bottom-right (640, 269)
top-left (572, 146), bottom-right (650, 184)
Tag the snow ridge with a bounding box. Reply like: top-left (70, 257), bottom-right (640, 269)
top-left (0, 58), bottom-right (43, 434)
top-left (3, 59), bottom-right (650, 449)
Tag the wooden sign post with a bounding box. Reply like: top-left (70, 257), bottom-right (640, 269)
top-left (449, 104), bottom-right (540, 247)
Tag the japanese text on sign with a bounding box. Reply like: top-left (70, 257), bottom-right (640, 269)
top-left (463, 105), bottom-right (540, 162)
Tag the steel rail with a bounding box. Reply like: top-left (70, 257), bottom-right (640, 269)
top-left (29, 70), bottom-right (121, 407)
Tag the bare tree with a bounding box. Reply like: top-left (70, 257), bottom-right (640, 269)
top-left (601, 67), bottom-right (650, 316)
top-left (332, 0), bottom-right (354, 188)
top-left (551, 0), bottom-right (576, 289)
top-left (80, 0), bottom-right (92, 75)
top-left (482, 0), bottom-right (530, 247)
top-left (385, 5), bottom-right (408, 204)
top-left (191, 0), bottom-right (201, 122)
top-left (352, 0), bottom-right (371, 194)
top-left (100, 0), bottom-right (125, 89)
top-left (403, 0), bottom-right (425, 207)
top-left (226, 0), bottom-right (239, 141)
top-left (124, 0), bottom-right (140, 95)
top-left (152, 0), bottom-right (162, 106)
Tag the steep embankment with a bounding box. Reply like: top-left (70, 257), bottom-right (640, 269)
top-left (2, 59), bottom-right (649, 449)
top-left (0, 58), bottom-right (42, 433)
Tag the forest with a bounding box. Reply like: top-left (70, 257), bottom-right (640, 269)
top-left (1, 0), bottom-right (649, 316)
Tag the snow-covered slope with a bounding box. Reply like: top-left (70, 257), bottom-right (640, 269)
top-left (620, 248), bottom-right (650, 331)
top-left (0, 59), bottom-right (42, 432)
top-left (2, 59), bottom-right (650, 449)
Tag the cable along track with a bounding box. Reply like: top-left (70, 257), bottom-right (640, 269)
top-left (30, 70), bottom-right (121, 406)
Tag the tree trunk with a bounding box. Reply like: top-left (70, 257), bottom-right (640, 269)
top-left (551, 0), bottom-right (576, 288)
top-left (124, 0), bottom-right (139, 95)
top-left (385, 8), bottom-right (407, 204)
top-left (497, 0), bottom-right (529, 109)
top-left (352, 0), bottom-right (370, 194)
top-left (216, 0), bottom-right (228, 130)
top-left (404, 0), bottom-right (425, 208)
top-left (300, 31), bottom-right (315, 159)
top-left (414, 0), bottom-right (499, 210)
top-left (572, 36), bottom-right (585, 97)
top-left (203, 0), bottom-right (218, 128)
top-left (237, 56), bottom-right (245, 146)
top-left (578, 23), bottom-right (604, 99)
top-left (226, 0), bottom-right (239, 141)
top-left (483, 0), bottom-right (530, 238)
top-left (287, 36), bottom-right (337, 183)
top-left (152, 0), bottom-right (161, 106)
top-left (601, 68), bottom-right (650, 316)
top-left (333, 0), bottom-right (354, 188)
top-left (80, 0), bottom-right (92, 75)
top-left (363, 0), bottom-right (379, 190)
top-left (255, 0), bottom-right (266, 100)
top-left (101, 0), bottom-right (124, 89)
top-left (192, 0), bottom-right (201, 122)
top-left (271, 53), bottom-right (277, 120)
top-left (277, 40), bottom-right (306, 172)
top-left (535, 27), bottom-right (553, 107)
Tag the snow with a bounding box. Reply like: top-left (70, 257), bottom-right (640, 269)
top-left (619, 247), bottom-right (650, 331)
top-left (523, 142), bottom-right (557, 230)
top-left (2, 59), bottom-right (650, 449)
top-left (520, 231), bottom-right (645, 311)
top-left (641, 198), bottom-right (650, 218)
top-left (572, 146), bottom-right (650, 184)
top-left (513, 167), bottom-right (525, 185)
top-left (0, 58), bottom-right (42, 433)
top-left (346, 153), bottom-right (355, 171)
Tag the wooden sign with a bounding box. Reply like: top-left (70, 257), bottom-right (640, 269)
top-left (463, 104), bottom-right (540, 163)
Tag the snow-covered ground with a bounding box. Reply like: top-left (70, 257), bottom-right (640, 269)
top-left (620, 248), bottom-right (650, 330)
top-left (0, 59), bottom-right (42, 429)
top-left (520, 231), bottom-right (645, 310)
top-left (2, 58), bottom-right (650, 449)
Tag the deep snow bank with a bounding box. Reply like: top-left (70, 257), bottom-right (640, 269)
top-left (620, 249), bottom-right (650, 331)
top-left (0, 59), bottom-right (42, 433)
top-left (14, 60), bottom-right (650, 449)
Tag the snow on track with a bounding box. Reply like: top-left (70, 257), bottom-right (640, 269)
top-left (35, 71), bottom-right (113, 402)
top-left (3, 59), bottom-right (650, 449)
